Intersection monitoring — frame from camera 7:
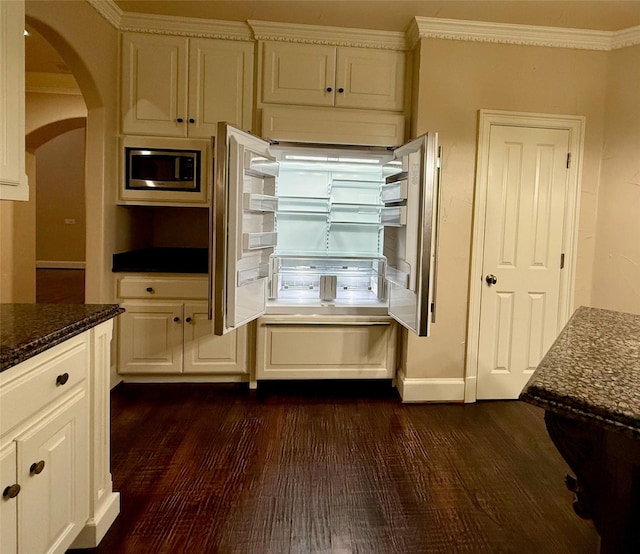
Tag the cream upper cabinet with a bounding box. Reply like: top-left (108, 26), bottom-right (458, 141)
top-left (121, 33), bottom-right (254, 137)
top-left (0, 0), bottom-right (28, 201)
top-left (261, 41), bottom-right (405, 112)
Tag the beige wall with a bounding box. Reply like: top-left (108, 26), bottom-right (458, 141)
top-left (405, 38), bottom-right (608, 379)
top-left (591, 44), bottom-right (640, 314)
top-left (26, 0), bottom-right (120, 303)
top-left (0, 153), bottom-right (37, 303)
top-left (36, 127), bottom-right (86, 263)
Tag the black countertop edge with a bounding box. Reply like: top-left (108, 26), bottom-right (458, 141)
top-left (521, 392), bottom-right (640, 440)
top-left (0, 304), bottom-right (125, 373)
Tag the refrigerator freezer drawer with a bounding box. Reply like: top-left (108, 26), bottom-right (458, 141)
top-left (255, 315), bottom-right (397, 380)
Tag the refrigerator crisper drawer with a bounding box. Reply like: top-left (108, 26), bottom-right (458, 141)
top-left (268, 256), bottom-right (387, 306)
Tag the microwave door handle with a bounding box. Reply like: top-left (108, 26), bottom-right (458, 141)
top-left (175, 157), bottom-right (180, 180)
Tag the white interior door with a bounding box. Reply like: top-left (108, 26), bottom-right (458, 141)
top-left (211, 123), bottom-right (278, 335)
top-left (476, 125), bottom-right (570, 399)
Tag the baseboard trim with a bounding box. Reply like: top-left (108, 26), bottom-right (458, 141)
top-left (71, 491), bottom-right (120, 548)
top-left (396, 371), bottom-right (465, 403)
top-left (36, 260), bottom-right (86, 269)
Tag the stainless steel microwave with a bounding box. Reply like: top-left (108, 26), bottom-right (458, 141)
top-left (125, 147), bottom-right (201, 192)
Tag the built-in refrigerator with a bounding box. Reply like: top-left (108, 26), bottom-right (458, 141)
top-left (210, 122), bottom-right (441, 338)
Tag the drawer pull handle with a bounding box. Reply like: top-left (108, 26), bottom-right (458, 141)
top-left (185, 317), bottom-right (192, 323)
top-left (3, 484), bottom-right (21, 499)
top-left (146, 287), bottom-right (154, 293)
top-left (173, 317), bottom-right (180, 323)
top-left (30, 460), bottom-right (46, 475)
top-left (56, 372), bottom-right (70, 386)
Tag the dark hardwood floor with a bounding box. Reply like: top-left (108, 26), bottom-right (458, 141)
top-left (36, 268), bottom-right (85, 303)
top-left (75, 381), bottom-right (599, 553)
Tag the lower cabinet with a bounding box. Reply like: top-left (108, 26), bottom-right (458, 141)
top-left (16, 391), bottom-right (89, 554)
top-left (255, 315), bottom-right (397, 381)
top-left (0, 322), bottom-right (117, 554)
top-left (116, 276), bottom-right (249, 378)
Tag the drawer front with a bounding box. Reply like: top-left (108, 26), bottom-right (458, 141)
top-left (0, 335), bottom-right (89, 434)
top-left (256, 320), bottom-right (396, 380)
top-left (118, 277), bottom-right (208, 299)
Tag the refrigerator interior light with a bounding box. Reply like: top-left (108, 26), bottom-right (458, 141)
top-left (284, 154), bottom-right (380, 165)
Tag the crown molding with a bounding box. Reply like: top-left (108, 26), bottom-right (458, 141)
top-left (87, 1), bottom-right (640, 52)
top-left (87, 0), bottom-right (253, 41)
top-left (119, 13), bottom-right (253, 41)
top-left (611, 24), bottom-right (640, 49)
top-left (248, 20), bottom-right (408, 50)
top-left (86, 0), bottom-right (122, 29)
top-left (412, 16), bottom-right (640, 51)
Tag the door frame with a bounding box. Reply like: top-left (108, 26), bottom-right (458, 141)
top-left (464, 109), bottom-right (585, 403)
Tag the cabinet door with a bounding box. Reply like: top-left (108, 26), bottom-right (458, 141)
top-left (118, 302), bottom-right (184, 374)
top-left (17, 391), bottom-right (89, 554)
top-left (0, 0), bottom-right (28, 200)
top-left (261, 41), bottom-right (336, 107)
top-left (335, 47), bottom-right (405, 112)
top-left (188, 39), bottom-right (254, 138)
top-left (121, 33), bottom-right (189, 137)
top-left (0, 442), bottom-right (18, 554)
top-left (183, 303), bottom-right (248, 374)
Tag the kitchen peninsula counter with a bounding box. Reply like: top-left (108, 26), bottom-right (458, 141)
top-left (0, 303), bottom-right (124, 372)
top-left (520, 306), bottom-right (640, 436)
top-left (520, 306), bottom-right (640, 553)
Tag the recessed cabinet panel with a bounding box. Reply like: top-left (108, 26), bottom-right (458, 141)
top-left (121, 33), bottom-right (253, 138)
top-left (121, 33), bottom-right (189, 137)
top-left (0, 443), bottom-right (17, 554)
top-left (336, 47), bottom-right (405, 111)
top-left (0, 0), bottom-right (28, 200)
top-left (255, 318), bottom-right (396, 380)
top-left (262, 41), bottom-right (336, 107)
top-left (183, 303), bottom-right (248, 374)
top-left (188, 39), bottom-right (254, 136)
top-left (17, 391), bottom-right (89, 554)
top-left (118, 302), bottom-right (184, 374)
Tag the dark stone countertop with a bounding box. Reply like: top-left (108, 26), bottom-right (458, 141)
top-left (112, 247), bottom-right (208, 273)
top-left (0, 303), bottom-right (124, 372)
top-left (520, 306), bottom-right (640, 437)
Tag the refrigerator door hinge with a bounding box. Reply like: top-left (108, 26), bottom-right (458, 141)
top-left (566, 153), bottom-right (571, 168)
top-left (560, 252), bottom-right (565, 269)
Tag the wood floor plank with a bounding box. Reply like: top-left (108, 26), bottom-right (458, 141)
top-left (72, 381), bottom-right (599, 553)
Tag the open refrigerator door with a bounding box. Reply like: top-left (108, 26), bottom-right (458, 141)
top-left (210, 123), bottom-right (278, 335)
top-left (383, 132), bottom-right (441, 336)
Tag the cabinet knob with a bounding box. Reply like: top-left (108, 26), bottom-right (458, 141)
top-left (30, 460), bottom-right (46, 475)
top-left (56, 372), bottom-right (70, 386)
top-left (3, 484), bottom-right (20, 499)
top-left (185, 317), bottom-right (192, 323)
top-left (189, 118), bottom-right (195, 124)
top-left (177, 117), bottom-right (184, 123)
top-left (337, 87), bottom-right (344, 93)
top-left (326, 87), bottom-right (332, 92)
top-left (146, 287), bottom-right (154, 293)
top-left (173, 317), bottom-right (180, 323)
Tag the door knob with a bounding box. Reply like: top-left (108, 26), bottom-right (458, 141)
top-left (3, 484), bottom-right (20, 498)
top-left (485, 274), bottom-right (497, 286)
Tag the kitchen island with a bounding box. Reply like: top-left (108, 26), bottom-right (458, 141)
top-left (520, 306), bottom-right (640, 554)
top-left (0, 303), bottom-right (123, 554)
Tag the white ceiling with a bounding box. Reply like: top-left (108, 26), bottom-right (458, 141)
top-left (113, 1), bottom-right (640, 32)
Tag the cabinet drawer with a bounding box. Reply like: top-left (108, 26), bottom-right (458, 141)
top-left (255, 318), bottom-right (397, 380)
top-left (0, 335), bottom-right (88, 434)
top-left (117, 277), bottom-right (208, 299)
